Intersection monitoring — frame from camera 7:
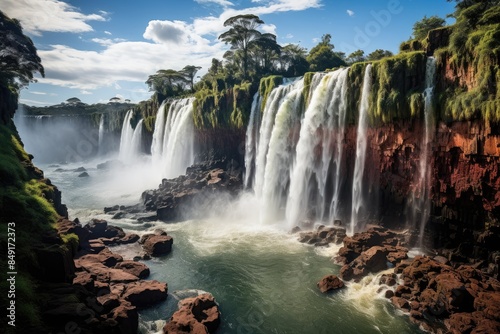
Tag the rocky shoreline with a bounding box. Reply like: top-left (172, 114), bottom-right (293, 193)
top-left (297, 224), bottom-right (500, 333)
top-left (47, 217), bottom-right (221, 334)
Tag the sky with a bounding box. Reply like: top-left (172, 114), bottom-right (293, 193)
top-left (1, 0), bottom-right (456, 107)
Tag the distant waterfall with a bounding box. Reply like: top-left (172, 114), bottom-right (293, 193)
top-left (98, 114), bottom-right (105, 155)
top-left (119, 109), bottom-right (144, 163)
top-left (244, 93), bottom-right (261, 189)
top-left (150, 98), bottom-right (195, 179)
top-left (151, 101), bottom-right (167, 166)
top-left (285, 69), bottom-right (349, 228)
top-left (414, 57), bottom-right (436, 248)
top-left (350, 64), bottom-right (372, 235)
top-left (119, 110), bottom-right (135, 162)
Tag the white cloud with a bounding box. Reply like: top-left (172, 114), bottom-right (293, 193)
top-left (80, 90), bottom-right (92, 95)
top-left (143, 20), bottom-right (190, 44)
top-left (312, 37), bottom-right (320, 43)
top-left (91, 38), bottom-right (127, 46)
top-left (104, 31), bottom-right (112, 35)
top-left (195, 0), bottom-right (234, 7)
top-left (16, 0), bottom-right (323, 93)
top-left (285, 33), bottom-right (294, 39)
top-left (1, 0), bottom-right (106, 35)
top-left (29, 91), bottom-right (47, 95)
top-left (347, 9), bottom-right (355, 17)
top-left (261, 24), bottom-right (277, 35)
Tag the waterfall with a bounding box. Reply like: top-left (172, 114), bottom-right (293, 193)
top-left (244, 93), bottom-right (261, 189)
top-left (98, 114), bottom-right (105, 155)
top-left (350, 64), bottom-right (372, 235)
top-left (261, 78), bottom-right (305, 221)
top-left (119, 110), bottom-right (135, 162)
top-left (415, 57), bottom-right (436, 248)
top-left (151, 101), bottom-right (167, 166)
top-left (150, 98), bottom-right (195, 179)
top-left (254, 82), bottom-right (299, 198)
top-left (131, 119), bottom-right (144, 157)
top-left (285, 69), bottom-right (349, 228)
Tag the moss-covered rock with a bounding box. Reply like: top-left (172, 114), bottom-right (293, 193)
top-left (259, 75), bottom-right (283, 111)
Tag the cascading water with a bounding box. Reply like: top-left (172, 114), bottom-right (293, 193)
top-left (130, 119), bottom-right (144, 156)
top-left (414, 57), bottom-right (436, 248)
top-left (119, 109), bottom-right (135, 162)
top-left (151, 101), bottom-right (167, 166)
top-left (243, 93), bottom-right (261, 189)
top-left (350, 64), bottom-right (372, 235)
top-left (261, 78), bottom-right (305, 221)
top-left (98, 114), bottom-right (105, 155)
top-left (254, 82), bottom-right (299, 198)
top-left (285, 69), bottom-right (349, 228)
top-left (150, 98), bottom-right (195, 179)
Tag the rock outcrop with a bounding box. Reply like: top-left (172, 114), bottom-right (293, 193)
top-left (163, 293), bottom-right (221, 334)
top-left (389, 255), bottom-right (500, 333)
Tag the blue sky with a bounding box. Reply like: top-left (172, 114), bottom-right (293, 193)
top-left (1, 0), bottom-right (456, 106)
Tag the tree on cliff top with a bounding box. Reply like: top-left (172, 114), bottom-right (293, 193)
top-left (0, 11), bottom-right (44, 90)
top-left (412, 15), bottom-right (446, 40)
top-left (307, 34), bottom-right (346, 71)
top-left (219, 14), bottom-right (273, 79)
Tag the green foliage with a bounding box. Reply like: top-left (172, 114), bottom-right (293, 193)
top-left (437, 4), bottom-right (500, 122)
top-left (259, 75), bottom-right (283, 110)
top-left (0, 11), bottom-right (44, 90)
top-left (399, 39), bottom-right (424, 53)
top-left (193, 76), bottom-right (256, 129)
top-left (346, 50), bottom-right (366, 65)
top-left (412, 15), bottom-right (446, 40)
top-left (302, 72), bottom-right (316, 107)
top-left (367, 52), bottom-right (426, 124)
top-left (366, 49), bottom-right (394, 61)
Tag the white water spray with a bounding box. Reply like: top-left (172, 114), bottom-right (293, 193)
top-left (350, 64), bottom-right (372, 235)
top-left (244, 93), bottom-right (261, 189)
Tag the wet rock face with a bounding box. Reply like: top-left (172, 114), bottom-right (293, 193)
top-left (317, 275), bottom-right (345, 293)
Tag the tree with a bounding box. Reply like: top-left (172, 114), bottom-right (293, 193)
top-left (412, 15), bottom-right (446, 40)
top-left (146, 69), bottom-right (186, 98)
top-left (346, 50), bottom-right (366, 64)
top-left (219, 14), bottom-right (269, 79)
top-left (447, 0), bottom-right (499, 10)
top-left (307, 34), bottom-right (346, 71)
top-left (251, 33), bottom-right (281, 76)
top-left (280, 44), bottom-right (309, 76)
top-left (0, 11), bottom-right (44, 89)
top-left (180, 65), bottom-right (201, 91)
top-left (366, 49), bottom-right (393, 61)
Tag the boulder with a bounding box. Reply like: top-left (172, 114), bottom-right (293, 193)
top-left (143, 235), bottom-right (173, 256)
top-left (163, 293), bottom-right (220, 334)
top-left (122, 280), bottom-right (168, 308)
top-left (108, 300), bottom-right (139, 334)
top-left (114, 260), bottom-right (150, 279)
top-left (317, 275), bottom-right (345, 293)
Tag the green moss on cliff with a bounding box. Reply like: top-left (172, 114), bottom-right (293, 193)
top-left (259, 75), bottom-right (283, 110)
top-left (436, 5), bottom-right (500, 122)
top-left (369, 51), bottom-right (426, 124)
top-left (193, 77), bottom-right (256, 129)
top-left (0, 122), bottom-right (64, 332)
top-left (302, 72), bottom-right (316, 107)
